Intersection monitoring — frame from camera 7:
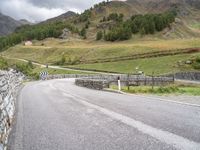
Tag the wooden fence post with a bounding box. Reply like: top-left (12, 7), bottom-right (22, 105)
top-left (152, 71), bottom-right (155, 90)
top-left (127, 74), bottom-right (130, 91)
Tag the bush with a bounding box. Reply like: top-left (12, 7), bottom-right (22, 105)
top-left (14, 63), bottom-right (31, 75)
top-left (27, 60), bottom-right (34, 69)
top-left (196, 57), bottom-right (200, 63)
top-left (96, 31), bottom-right (103, 40)
top-left (55, 55), bottom-right (66, 66)
top-left (0, 57), bottom-right (8, 70)
top-left (104, 24), bottom-right (132, 41)
top-left (13, 62), bottom-right (39, 79)
top-left (193, 57), bottom-right (200, 69)
top-left (193, 63), bottom-right (200, 69)
top-left (80, 28), bottom-right (87, 39)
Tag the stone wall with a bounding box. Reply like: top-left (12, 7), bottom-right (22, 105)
top-left (0, 70), bottom-right (24, 150)
top-left (47, 74), bottom-right (120, 80)
top-left (75, 79), bottom-right (108, 90)
top-left (74, 75), bottom-right (174, 90)
top-left (174, 72), bottom-right (200, 81)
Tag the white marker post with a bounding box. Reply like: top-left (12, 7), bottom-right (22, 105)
top-left (117, 76), bottom-right (121, 92)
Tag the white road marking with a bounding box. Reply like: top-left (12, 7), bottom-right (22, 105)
top-left (51, 83), bottom-right (200, 150)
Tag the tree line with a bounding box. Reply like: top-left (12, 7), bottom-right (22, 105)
top-left (97, 11), bottom-right (177, 41)
top-left (0, 21), bottom-right (79, 51)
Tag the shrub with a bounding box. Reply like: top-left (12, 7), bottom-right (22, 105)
top-left (104, 24), bottom-right (132, 41)
top-left (14, 63), bottom-right (31, 75)
top-left (55, 55), bottom-right (66, 66)
top-left (196, 57), bottom-right (200, 63)
top-left (0, 57), bottom-right (8, 70)
top-left (80, 28), bottom-right (87, 39)
top-left (27, 60), bottom-right (34, 69)
top-left (193, 57), bottom-right (200, 69)
top-left (96, 31), bottom-right (103, 40)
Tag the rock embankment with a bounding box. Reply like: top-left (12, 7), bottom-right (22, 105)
top-left (0, 70), bottom-right (24, 150)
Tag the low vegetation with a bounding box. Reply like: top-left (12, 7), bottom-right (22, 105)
top-left (68, 53), bottom-right (200, 75)
top-left (110, 85), bottom-right (200, 96)
top-left (0, 57), bottom-right (8, 70)
top-left (193, 57), bottom-right (200, 69)
top-left (0, 58), bottom-right (91, 80)
top-left (4, 38), bottom-right (200, 64)
top-left (2, 37), bottom-right (200, 75)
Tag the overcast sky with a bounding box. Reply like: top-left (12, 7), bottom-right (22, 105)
top-left (0, 0), bottom-right (106, 22)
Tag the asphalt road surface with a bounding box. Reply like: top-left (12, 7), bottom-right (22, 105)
top-left (8, 79), bottom-right (200, 150)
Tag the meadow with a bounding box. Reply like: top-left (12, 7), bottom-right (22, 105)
top-left (2, 37), bottom-right (200, 75)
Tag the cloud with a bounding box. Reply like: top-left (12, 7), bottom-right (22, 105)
top-left (0, 0), bottom-right (66, 22)
top-left (0, 0), bottom-right (105, 22)
top-left (28, 0), bottom-right (104, 12)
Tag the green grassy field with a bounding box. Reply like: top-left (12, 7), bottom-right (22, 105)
top-left (68, 53), bottom-right (200, 75)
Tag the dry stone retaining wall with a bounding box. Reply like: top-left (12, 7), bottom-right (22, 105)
top-left (48, 73), bottom-right (173, 83)
top-left (75, 79), bottom-right (108, 90)
top-left (0, 70), bottom-right (24, 150)
top-left (73, 75), bottom-right (174, 90)
top-left (174, 72), bottom-right (200, 81)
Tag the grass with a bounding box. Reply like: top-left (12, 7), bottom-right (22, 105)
top-left (3, 38), bottom-right (200, 65)
top-left (110, 85), bottom-right (200, 96)
top-left (191, 22), bottom-right (200, 30)
top-left (68, 53), bottom-right (200, 75)
top-left (32, 67), bottom-right (93, 75)
top-left (2, 38), bottom-right (200, 75)
top-left (2, 58), bottom-right (92, 80)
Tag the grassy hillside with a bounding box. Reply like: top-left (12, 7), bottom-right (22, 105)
top-left (84, 0), bottom-right (200, 39)
top-left (3, 38), bottom-right (200, 63)
top-left (2, 38), bottom-right (200, 75)
top-left (68, 53), bottom-right (200, 75)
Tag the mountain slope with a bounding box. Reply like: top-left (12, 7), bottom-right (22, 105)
top-left (82, 0), bottom-right (200, 39)
top-left (0, 13), bottom-right (31, 36)
top-left (44, 11), bottom-right (77, 23)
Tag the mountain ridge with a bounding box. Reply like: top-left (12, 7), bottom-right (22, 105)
top-left (43, 11), bottom-right (77, 23)
top-left (0, 12), bottom-right (31, 36)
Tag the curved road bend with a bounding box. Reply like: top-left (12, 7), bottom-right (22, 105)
top-left (8, 79), bottom-right (200, 150)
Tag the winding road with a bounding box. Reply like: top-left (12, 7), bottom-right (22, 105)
top-left (8, 79), bottom-right (200, 150)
